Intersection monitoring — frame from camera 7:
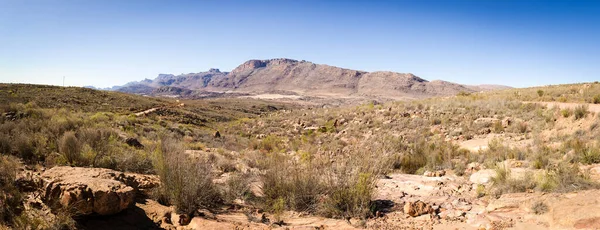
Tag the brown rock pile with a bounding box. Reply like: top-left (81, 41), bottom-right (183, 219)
top-left (41, 167), bottom-right (138, 215)
top-left (404, 200), bottom-right (434, 217)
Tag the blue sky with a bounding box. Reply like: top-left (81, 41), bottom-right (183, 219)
top-left (0, 0), bottom-right (598, 88)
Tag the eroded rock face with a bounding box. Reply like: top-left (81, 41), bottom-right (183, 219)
top-left (41, 167), bottom-right (136, 215)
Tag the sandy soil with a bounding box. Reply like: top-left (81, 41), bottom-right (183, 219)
top-left (134, 107), bottom-right (158, 116)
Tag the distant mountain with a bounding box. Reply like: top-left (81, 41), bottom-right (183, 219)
top-left (105, 58), bottom-right (507, 99)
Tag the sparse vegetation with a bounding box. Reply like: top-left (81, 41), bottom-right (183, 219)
top-left (490, 161), bottom-right (598, 196)
top-left (261, 152), bottom-right (381, 219)
top-left (531, 201), bottom-right (548, 215)
top-left (59, 131), bottom-right (81, 165)
top-left (0, 155), bottom-right (21, 226)
top-left (561, 108), bottom-right (573, 118)
top-left (574, 105), bottom-right (589, 120)
top-left (593, 94), bottom-right (600, 104)
top-left (3, 82), bottom-right (600, 227)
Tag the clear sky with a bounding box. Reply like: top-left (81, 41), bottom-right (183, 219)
top-left (1, 0), bottom-right (599, 88)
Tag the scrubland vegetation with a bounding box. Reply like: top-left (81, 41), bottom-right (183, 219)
top-left (486, 81), bottom-right (600, 103)
top-left (2, 83), bottom-right (600, 228)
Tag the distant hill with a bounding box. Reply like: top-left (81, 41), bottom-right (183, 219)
top-left (107, 58), bottom-right (508, 100)
top-left (466, 84), bottom-right (513, 92)
top-left (0, 84), bottom-right (166, 113)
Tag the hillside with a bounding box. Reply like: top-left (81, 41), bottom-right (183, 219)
top-left (3, 82), bottom-right (600, 229)
top-left (0, 84), bottom-right (166, 113)
top-left (112, 58), bottom-right (486, 100)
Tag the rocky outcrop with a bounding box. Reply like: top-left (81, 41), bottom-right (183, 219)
top-left (41, 167), bottom-right (137, 215)
top-left (229, 59), bottom-right (269, 74)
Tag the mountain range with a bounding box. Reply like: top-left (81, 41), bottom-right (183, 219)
top-left (93, 58), bottom-right (510, 100)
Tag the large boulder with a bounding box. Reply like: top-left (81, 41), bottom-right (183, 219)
top-left (41, 167), bottom-right (136, 215)
top-left (469, 169), bottom-right (496, 185)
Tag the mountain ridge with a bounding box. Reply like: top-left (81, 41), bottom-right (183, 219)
top-left (101, 58), bottom-right (510, 100)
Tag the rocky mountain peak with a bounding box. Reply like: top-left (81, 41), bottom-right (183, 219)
top-left (155, 74), bottom-right (176, 81)
top-left (230, 60), bottom-right (268, 74)
top-left (230, 58), bottom-right (302, 74)
top-left (108, 58), bottom-right (508, 99)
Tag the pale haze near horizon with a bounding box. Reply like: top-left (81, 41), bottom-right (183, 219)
top-left (1, 0), bottom-right (599, 88)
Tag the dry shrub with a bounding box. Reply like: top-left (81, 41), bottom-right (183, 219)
top-left (0, 136), bottom-right (10, 155)
top-left (319, 158), bottom-right (379, 219)
top-left (492, 121), bottom-right (504, 133)
top-left (562, 138), bottom-right (600, 165)
top-left (222, 173), bottom-right (253, 204)
top-left (254, 135), bottom-right (284, 152)
top-left (574, 105), bottom-right (589, 120)
top-left (0, 155), bottom-right (22, 225)
top-left (76, 128), bottom-right (116, 154)
top-left (580, 147), bottom-right (600, 164)
top-left (517, 122), bottom-right (528, 133)
top-left (261, 152), bottom-right (381, 219)
top-left (262, 154), bottom-right (325, 213)
top-left (395, 152), bottom-right (427, 174)
top-left (476, 139), bottom-right (523, 167)
top-left (593, 95), bottom-right (600, 104)
top-left (154, 137), bottom-right (221, 215)
top-left (58, 131), bottom-right (80, 165)
top-left (531, 201), bottom-right (548, 215)
top-left (113, 149), bottom-right (154, 174)
top-left (541, 162), bottom-right (598, 193)
top-left (12, 135), bottom-right (36, 163)
top-left (491, 162), bottom-right (598, 196)
top-left (490, 165), bottom-right (536, 197)
top-left (561, 108), bottom-right (572, 118)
